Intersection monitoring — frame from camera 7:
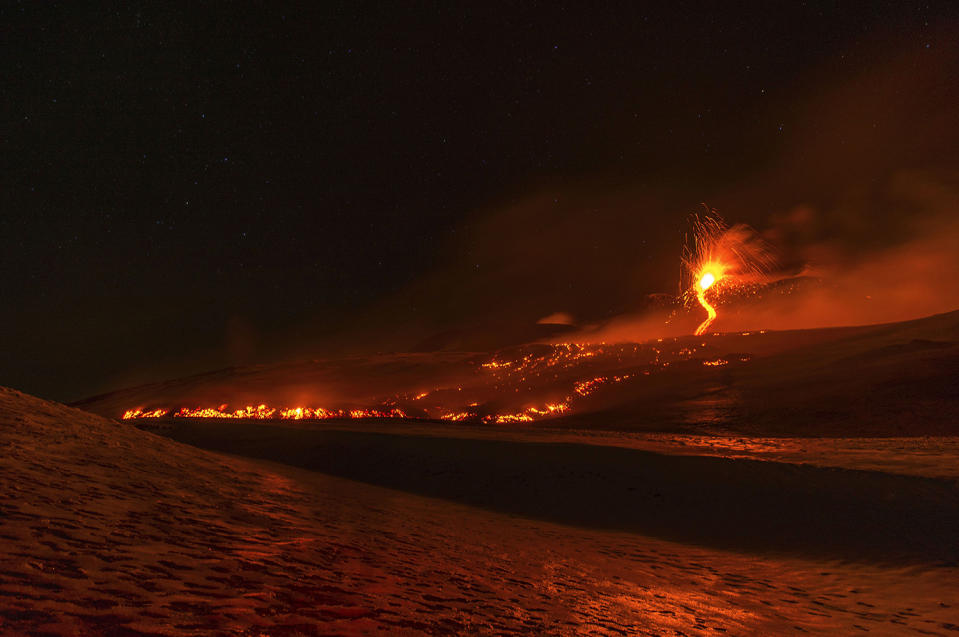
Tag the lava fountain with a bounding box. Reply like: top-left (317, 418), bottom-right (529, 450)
top-left (682, 209), bottom-right (775, 335)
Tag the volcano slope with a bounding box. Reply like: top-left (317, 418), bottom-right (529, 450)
top-left (3, 386), bottom-right (959, 635)
top-left (76, 310), bottom-right (959, 438)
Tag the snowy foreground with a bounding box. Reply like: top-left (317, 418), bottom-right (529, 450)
top-left (2, 386), bottom-right (958, 635)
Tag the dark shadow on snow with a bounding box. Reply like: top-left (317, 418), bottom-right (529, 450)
top-left (160, 420), bottom-right (959, 565)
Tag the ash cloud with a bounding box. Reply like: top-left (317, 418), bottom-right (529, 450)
top-left (749, 177), bottom-right (959, 331)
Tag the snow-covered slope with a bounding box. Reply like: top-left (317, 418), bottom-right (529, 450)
top-left (2, 386), bottom-right (959, 634)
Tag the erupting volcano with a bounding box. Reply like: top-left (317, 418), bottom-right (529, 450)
top-left (117, 210), bottom-right (785, 425)
top-left (7, 4), bottom-right (959, 634)
top-left (682, 210), bottom-right (776, 336)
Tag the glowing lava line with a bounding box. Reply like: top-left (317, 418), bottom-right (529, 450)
top-left (694, 271), bottom-right (718, 335)
top-left (121, 341), bottom-right (749, 425)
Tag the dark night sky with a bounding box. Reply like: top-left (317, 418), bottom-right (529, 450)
top-left (3, 3), bottom-right (958, 401)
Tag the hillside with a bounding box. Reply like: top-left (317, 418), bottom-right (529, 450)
top-left (76, 310), bottom-right (959, 437)
top-left (3, 386), bottom-right (959, 634)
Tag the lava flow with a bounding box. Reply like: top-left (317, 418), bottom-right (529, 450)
top-left (695, 269), bottom-right (719, 336)
top-left (120, 337), bottom-right (755, 426)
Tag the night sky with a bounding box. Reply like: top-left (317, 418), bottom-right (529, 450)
top-left (3, 3), bottom-right (958, 401)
